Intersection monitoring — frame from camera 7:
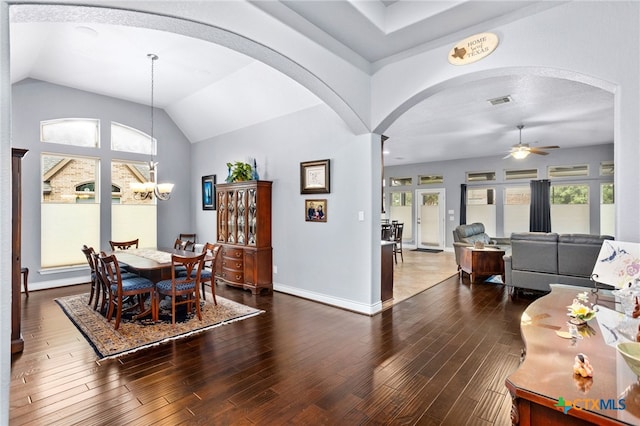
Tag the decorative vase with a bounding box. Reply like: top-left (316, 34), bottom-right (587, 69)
top-left (252, 159), bottom-right (260, 180)
top-left (225, 165), bottom-right (232, 183)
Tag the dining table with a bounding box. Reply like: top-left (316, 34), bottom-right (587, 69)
top-left (112, 247), bottom-right (210, 283)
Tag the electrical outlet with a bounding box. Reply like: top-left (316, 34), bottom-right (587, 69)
top-left (273, 265), bottom-right (278, 274)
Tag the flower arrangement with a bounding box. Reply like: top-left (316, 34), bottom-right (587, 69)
top-left (567, 296), bottom-right (597, 323)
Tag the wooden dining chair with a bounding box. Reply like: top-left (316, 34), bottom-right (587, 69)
top-left (153, 252), bottom-right (206, 325)
top-left (179, 233), bottom-right (197, 244)
top-left (173, 238), bottom-right (194, 251)
top-left (81, 245), bottom-right (99, 309)
top-left (98, 252), bottom-right (155, 330)
top-left (109, 239), bottom-right (139, 251)
top-left (393, 223), bottom-right (404, 264)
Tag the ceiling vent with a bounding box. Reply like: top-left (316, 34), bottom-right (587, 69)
top-left (488, 95), bottom-right (512, 106)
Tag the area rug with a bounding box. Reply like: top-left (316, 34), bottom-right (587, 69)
top-left (56, 293), bottom-right (264, 359)
top-left (411, 248), bottom-right (443, 253)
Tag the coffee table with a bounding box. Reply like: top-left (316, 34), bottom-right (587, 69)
top-left (459, 246), bottom-right (505, 283)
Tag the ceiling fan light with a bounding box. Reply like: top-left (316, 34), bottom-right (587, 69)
top-left (512, 149), bottom-right (530, 159)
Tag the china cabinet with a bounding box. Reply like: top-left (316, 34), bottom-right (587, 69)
top-left (216, 180), bottom-right (272, 294)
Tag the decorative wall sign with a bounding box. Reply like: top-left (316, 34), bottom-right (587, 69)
top-left (300, 159), bottom-right (330, 194)
top-left (201, 174), bottom-right (216, 210)
top-left (448, 32), bottom-right (499, 66)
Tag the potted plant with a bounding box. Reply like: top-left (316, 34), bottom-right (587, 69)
top-left (226, 161), bottom-right (254, 182)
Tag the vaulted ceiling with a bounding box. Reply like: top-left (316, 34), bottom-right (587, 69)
top-left (9, 1), bottom-right (613, 166)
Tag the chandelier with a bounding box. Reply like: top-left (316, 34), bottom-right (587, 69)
top-left (132, 53), bottom-right (174, 201)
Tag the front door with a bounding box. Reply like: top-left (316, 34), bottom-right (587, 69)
top-left (415, 189), bottom-right (445, 250)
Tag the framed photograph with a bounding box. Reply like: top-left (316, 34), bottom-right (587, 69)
top-left (201, 175), bottom-right (216, 210)
top-left (305, 199), bottom-right (327, 222)
top-left (300, 159), bottom-right (330, 194)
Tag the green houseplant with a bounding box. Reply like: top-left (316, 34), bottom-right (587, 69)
top-left (226, 161), bottom-right (254, 182)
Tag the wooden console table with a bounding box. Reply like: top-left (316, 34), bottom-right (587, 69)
top-left (459, 246), bottom-right (505, 283)
top-left (506, 284), bottom-right (640, 425)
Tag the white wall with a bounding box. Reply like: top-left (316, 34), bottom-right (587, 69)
top-left (192, 105), bottom-right (381, 312)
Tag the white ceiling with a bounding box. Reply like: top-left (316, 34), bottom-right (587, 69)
top-left (9, 1), bottom-right (613, 166)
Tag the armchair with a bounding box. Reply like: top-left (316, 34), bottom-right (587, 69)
top-left (452, 223), bottom-right (510, 271)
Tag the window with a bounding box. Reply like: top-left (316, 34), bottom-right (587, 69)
top-left (505, 168), bottom-right (538, 180)
top-left (551, 184), bottom-right (589, 233)
top-left (41, 118), bottom-right (159, 270)
top-left (111, 160), bottom-right (157, 248)
top-left (111, 122), bottom-right (155, 155)
top-left (390, 191), bottom-right (412, 236)
top-left (601, 183), bottom-right (615, 236)
top-left (503, 186), bottom-right (530, 236)
top-left (467, 187), bottom-right (497, 236)
top-left (41, 118), bottom-right (99, 148)
top-left (466, 171), bottom-right (495, 182)
top-left (41, 154), bottom-right (100, 268)
top-left (418, 175), bottom-right (443, 185)
top-left (390, 177), bottom-right (412, 186)
top-left (548, 164), bottom-right (588, 178)
top-left (600, 161), bottom-right (614, 176)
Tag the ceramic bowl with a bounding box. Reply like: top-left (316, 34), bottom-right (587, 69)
top-left (617, 342), bottom-right (640, 376)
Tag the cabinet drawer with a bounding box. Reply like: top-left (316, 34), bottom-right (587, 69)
top-left (221, 268), bottom-right (244, 284)
top-left (222, 247), bottom-right (244, 259)
top-left (221, 257), bottom-right (243, 271)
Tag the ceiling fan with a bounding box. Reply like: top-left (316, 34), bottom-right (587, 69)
top-left (504, 124), bottom-right (560, 159)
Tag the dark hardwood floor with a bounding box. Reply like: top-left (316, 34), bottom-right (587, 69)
top-left (10, 272), bottom-right (539, 425)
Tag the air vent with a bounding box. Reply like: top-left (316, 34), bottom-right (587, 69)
top-left (488, 95), bottom-right (512, 106)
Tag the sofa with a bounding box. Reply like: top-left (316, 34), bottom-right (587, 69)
top-left (452, 223), bottom-right (511, 270)
top-left (503, 232), bottom-right (614, 293)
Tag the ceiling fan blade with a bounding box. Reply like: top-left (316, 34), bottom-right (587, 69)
top-left (534, 145), bottom-right (560, 149)
top-left (529, 149), bottom-right (549, 155)
top-left (502, 153), bottom-right (513, 159)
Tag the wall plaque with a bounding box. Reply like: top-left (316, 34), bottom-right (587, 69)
top-left (448, 32), bottom-right (499, 66)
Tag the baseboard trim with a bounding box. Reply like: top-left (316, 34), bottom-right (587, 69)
top-left (274, 283), bottom-right (382, 315)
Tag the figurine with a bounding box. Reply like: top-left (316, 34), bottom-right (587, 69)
top-left (573, 353), bottom-right (594, 378)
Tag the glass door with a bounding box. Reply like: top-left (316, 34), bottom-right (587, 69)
top-left (415, 189), bottom-right (445, 250)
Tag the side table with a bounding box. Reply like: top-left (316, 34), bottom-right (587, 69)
top-left (459, 246), bottom-right (505, 283)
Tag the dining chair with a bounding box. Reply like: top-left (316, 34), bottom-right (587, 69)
top-left (381, 223), bottom-right (393, 241)
top-left (174, 238), bottom-right (195, 251)
top-left (179, 242), bottom-right (221, 305)
top-left (98, 252), bottom-right (155, 329)
top-left (109, 238), bottom-right (139, 251)
top-left (393, 223), bottom-right (404, 264)
top-left (154, 251), bottom-right (207, 325)
top-left (179, 233), bottom-right (197, 244)
top-left (81, 245), bottom-right (99, 309)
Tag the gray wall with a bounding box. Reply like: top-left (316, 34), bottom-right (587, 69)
top-left (191, 104), bottom-right (381, 312)
top-left (11, 79), bottom-right (192, 290)
top-left (384, 144), bottom-right (614, 248)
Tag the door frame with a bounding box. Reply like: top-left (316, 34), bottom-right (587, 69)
top-left (415, 188), bottom-right (446, 250)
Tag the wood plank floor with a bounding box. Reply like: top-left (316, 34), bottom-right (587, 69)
top-left (10, 263), bottom-right (539, 425)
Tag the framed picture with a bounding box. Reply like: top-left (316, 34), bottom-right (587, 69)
top-left (201, 175), bottom-right (216, 210)
top-left (300, 159), bottom-right (330, 194)
top-left (305, 199), bottom-right (327, 222)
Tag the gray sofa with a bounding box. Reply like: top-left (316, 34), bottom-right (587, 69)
top-left (503, 232), bottom-right (614, 293)
top-left (453, 223), bottom-right (511, 270)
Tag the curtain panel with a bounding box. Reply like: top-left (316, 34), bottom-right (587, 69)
top-left (530, 179), bottom-right (551, 232)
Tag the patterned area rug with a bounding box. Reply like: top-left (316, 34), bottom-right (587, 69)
top-left (56, 293), bottom-right (264, 359)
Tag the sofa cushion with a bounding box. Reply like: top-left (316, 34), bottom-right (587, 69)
top-left (510, 232), bottom-right (559, 274)
top-left (558, 234), bottom-right (614, 277)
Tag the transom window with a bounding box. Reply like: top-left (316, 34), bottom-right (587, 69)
top-left (466, 171), bottom-right (495, 182)
top-left (111, 122), bottom-right (155, 155)
top-left (390, 177), bottom-right (412, 186)
top-left (41, 118), bottom-right (99, 148)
